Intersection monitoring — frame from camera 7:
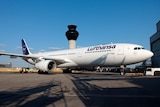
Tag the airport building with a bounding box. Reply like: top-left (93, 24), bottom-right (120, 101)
top-left (150, 21), bottom-right (160, 67)
top-left (0, 62), bottom-right (12, 68)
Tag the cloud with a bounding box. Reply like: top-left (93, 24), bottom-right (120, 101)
top-left (38, 50), bottom-right (46, 53)
top-left (48, 47), bottom-right (62, 51)
top-left (16, 46), bottom-right (34, 50)
top-left (0, 50), bottom-right (5, 52)
top-left (0, 44), bottom-right (6, 52)
top-left (0, 44), bottom-right (5, 47)
top-left (77, 46), bottom-right (83, 48)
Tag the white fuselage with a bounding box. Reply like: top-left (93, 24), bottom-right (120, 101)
top-left (26, 43), bottom-right (153, 68)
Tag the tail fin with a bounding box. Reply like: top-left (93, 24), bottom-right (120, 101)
top-left (21, 39), bottom-right (32, 55)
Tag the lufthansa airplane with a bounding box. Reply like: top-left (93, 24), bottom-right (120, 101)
top-left (0, 39), bottom-right (153, 73)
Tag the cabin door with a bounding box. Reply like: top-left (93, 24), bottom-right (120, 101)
top-left (117, 46), bottom-right (124, 55)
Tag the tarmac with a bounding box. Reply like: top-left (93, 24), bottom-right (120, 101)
top-left (0, 71), bottom-right (160, 107)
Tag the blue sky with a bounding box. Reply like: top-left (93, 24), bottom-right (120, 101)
top-left (0, 0), bottom-right (160, 67)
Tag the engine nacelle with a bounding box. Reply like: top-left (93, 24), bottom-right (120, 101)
top-left (35, 60), bottom-right (56, 72)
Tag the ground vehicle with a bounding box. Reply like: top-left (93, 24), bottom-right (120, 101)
top-left (145, 68), bottom-right (160, 76)
top-left (20, 67), bottom-right (30, 73)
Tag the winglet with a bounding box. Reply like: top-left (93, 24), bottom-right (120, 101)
top-left (21, 39), bottom-right (32, 55)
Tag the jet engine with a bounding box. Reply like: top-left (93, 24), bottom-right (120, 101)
top-left (35, 60), bottom-right (56, 72)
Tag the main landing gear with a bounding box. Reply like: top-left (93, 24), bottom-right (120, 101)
top-left (63, 68), bottom-right (72, 73)
top-left (38, 70), bottom-right (48, 74)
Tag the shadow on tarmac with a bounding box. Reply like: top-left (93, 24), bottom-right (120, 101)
top-left (0, 81), bottom-right (66, 107)
top-left (0, 73), bottom-right (160, 107)
top-left (71, 75), bottom-right (160, 107)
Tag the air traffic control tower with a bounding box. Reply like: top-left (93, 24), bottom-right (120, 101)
top-left (66, 25), bottom-right (79, 49)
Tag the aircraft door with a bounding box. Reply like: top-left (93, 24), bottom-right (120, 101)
top-left (114, 45), bottom-right (125, 65)
top-left (117, 46), bottom-right (124, 55)
top-left (78, 51), bottom-right (82, 57)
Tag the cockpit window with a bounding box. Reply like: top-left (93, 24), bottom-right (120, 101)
top-left (134, 47), bottom-right (138, 50)
top-left (134, 47), bottom-right (145, 50)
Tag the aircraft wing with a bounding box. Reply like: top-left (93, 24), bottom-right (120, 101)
top-left (0, 52), bottom-right (68, 64)
top-left (0, 52), bottom-right (33, 58)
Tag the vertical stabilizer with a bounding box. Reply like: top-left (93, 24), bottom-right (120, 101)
top-left (21, 39), bottom-right (32, 55)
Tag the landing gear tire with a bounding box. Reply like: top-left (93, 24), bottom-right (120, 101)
top-left (38, 70), bottom-right (48, 74)
top-left (38, 70), bottom-right (42, 74)
top-left (63, 68), bottom-right (72, 73)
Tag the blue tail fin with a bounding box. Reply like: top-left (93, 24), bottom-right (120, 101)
top-left (21, 39), bottom-right (31, 55)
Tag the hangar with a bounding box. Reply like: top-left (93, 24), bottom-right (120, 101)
top-left (150, 21), bottom-right (160, 67)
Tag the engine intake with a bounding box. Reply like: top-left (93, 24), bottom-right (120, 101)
top-left (35, 60), bottom-right (56, 72)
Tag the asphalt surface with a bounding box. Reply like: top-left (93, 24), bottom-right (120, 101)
top-left (0, 72), bottom-right (160, 107)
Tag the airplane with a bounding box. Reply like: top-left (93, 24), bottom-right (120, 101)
top-left (0, 39), bottom-right (153, 73)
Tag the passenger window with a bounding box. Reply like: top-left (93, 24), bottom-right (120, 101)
top-left (134, 47), bottom-right (145, 50)
top-left (134, 47), bottom-right (138, 50)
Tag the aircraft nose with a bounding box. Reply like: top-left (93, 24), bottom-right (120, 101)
top-left (146, 50), bottom-right (154, 58)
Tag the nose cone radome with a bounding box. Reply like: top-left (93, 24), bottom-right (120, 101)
top-left (146, 50), bottom-right (154, 59)
top-left (137, 50), bottom-right (154, 62)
